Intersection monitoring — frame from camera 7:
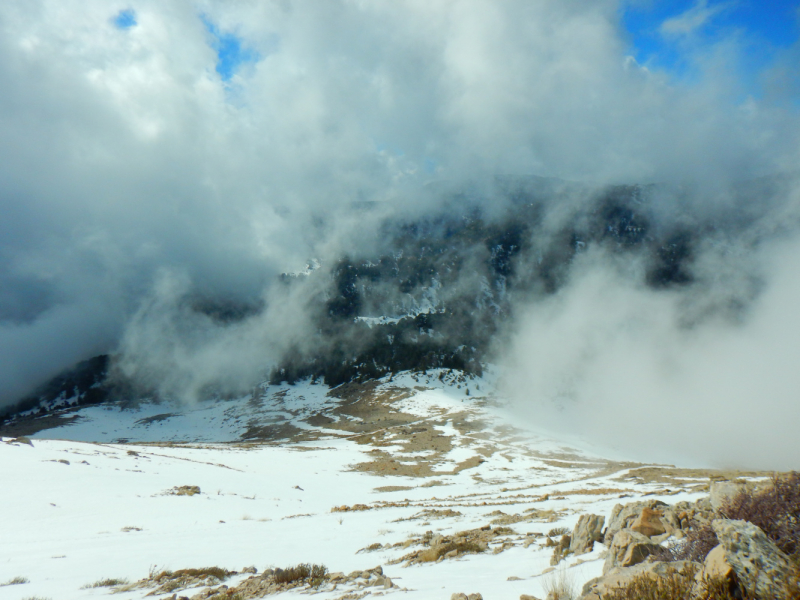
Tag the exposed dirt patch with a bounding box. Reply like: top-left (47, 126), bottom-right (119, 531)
top-left (240, 421), bottom-right (306, 442)
top-left (420, 479), bottom-right (448, 488)
top-left (0, 411), bottom-right (83, 438)
top-left (354, 451), bottom-right (439, 477)
top-left (135, 413), bottom-right (181, 425)
top-left (389, 526), bottom-right (517, 565)
top-left (615, 467), bottom-right (769, 487)
top-left (394, 508), bottom-right (463, 522)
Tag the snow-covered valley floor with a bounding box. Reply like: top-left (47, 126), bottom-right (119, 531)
top-left (0, 371), bottom-right (751, 600)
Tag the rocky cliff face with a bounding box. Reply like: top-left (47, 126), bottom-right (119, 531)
top-left (2, 173), bottom-right (786, 421)
top-left (268, 178), bottom-right (701, 388)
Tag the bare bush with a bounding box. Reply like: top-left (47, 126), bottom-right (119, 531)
top-left (667, 522), bottom-right (719, 563)
top-left (668, 472), bottom-right (800, 564)
top-left (721, 471), bottom-right (800, 561)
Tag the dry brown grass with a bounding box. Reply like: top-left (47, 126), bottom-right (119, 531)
top-left (273, 564), bottom-right (328, 587)
top-left (543, 568), bottom-right (577, 600)
top-left (600, 563), bottom-right (800, 599)
top-left (80, 577), bottom-right (128, 589)
top-left (417, 541), bottom-right (484, 562)
top-left (169, 485), bottom-right (201, 496)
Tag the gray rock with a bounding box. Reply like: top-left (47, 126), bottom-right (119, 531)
top-left (603, 500), bottom-right (668, 545)
top-left (570, 514), bottom-right (604, 555)
top-left (711, 518), bottom-right (796, 599)
top-left (603, 529), bottom-right (663, 574)
top-left (709, 481), bottom-right (746, 512)
top-left (580, 560), bottom-right (699, 600)
top-left (691, 544), bottom-right (736, 597)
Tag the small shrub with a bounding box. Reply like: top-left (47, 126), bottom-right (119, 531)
top-left (721, 471), bottom-right (800, 561)
top-left (547, 526), bottom-right (571, 538)
top-left (0, 576), bottom-right (29, 586)
top-left (597, 567), bottom-right (800, 600)
top-left (599, 567), bottom-right (700, 600)
top-left (667, 522), bottom-right (718, 563)
top-left (543, 568), bottom-right (576, 600)
top-left (148, 565), bottom-right (170, 579)
top-left (669, 471), bottom-right (800, 564)
top-left (273, 564), bottom-right (328, 586)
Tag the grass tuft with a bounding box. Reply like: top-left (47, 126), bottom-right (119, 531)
top-left (418, 541), bottom-right (484, 562)
top-left (0, 576), bottom-right (29, 586)
top-left (543, 568), bottom-right (576, 600)
top-left (80, 577), bottom-right (129, 589)
top-left (547, 526), bottom-right (570, 538)
top-left (273, 563), bottom-right (328, 586)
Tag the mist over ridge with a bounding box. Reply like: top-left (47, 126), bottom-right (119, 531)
top-left (1, 1), bottom-right (799, 468)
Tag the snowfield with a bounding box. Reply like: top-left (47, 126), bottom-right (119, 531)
top-left (0, 371), bottom-right (715, 600)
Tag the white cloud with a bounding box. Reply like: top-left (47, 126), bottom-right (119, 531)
top-left (0, 0), bottom-right (797, 408)
top-left (660, 0), bottom-right (732, 37)
top-left (501, 234), bottom-right (800, 470)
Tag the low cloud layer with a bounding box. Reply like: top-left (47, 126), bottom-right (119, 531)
top-left (501, 229), bottom-right (800, 471)
top-left (1, 1), bottom-right (799, 468)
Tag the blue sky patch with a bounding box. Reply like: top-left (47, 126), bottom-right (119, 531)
top-left (621, 1), bottom-right (799, 91)
top-left (113, 9), bottom-right (137, 30)
top-left (202, 17), bottom-right (260, 82)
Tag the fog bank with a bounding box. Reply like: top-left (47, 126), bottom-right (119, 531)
top-left (0, 1), bottom-right (799, 469)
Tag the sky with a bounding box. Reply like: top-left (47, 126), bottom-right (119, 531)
top-left (1, 1), bottom-right (799, 468)
top-left (624, 1), bottom-right (799, 78)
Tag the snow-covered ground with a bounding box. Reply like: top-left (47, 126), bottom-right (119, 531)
top-left (0, 371), bottom-right (712, 600)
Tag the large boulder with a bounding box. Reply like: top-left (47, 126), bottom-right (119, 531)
top-left (580, 560), bottom-right (699, 600)
top-left (603, 500), bottom-right (669, 545)
top-left (709, 481), bottom-right (746, 512)
top-left (570, 514), bottom-right (605, 555)
top-left (691, 544), bottom-right (737, 597)
top-left (603, 530), bottom-right (663, 574)
top-left (630, 507), bottom-right (668, 538)
top-left (710, 518), bottom-right (797, 599)
top-left (702, 544), bottom-right (735, 580)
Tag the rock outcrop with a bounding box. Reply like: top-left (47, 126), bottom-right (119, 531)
top-left (570, 514), bottom-right (604, 555)
top-left (603, 530), bottom-right (664, 573)
top-left (603, 500), bottom-right (669, 545)
top-left (630, 507), bottom-right (668, 537)
top-left (580, 560), bottom-right (699, 600)
top-left (710, 518), bottom-right (796, 599)
top-left (709, 480), bottom-right (746, 512)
